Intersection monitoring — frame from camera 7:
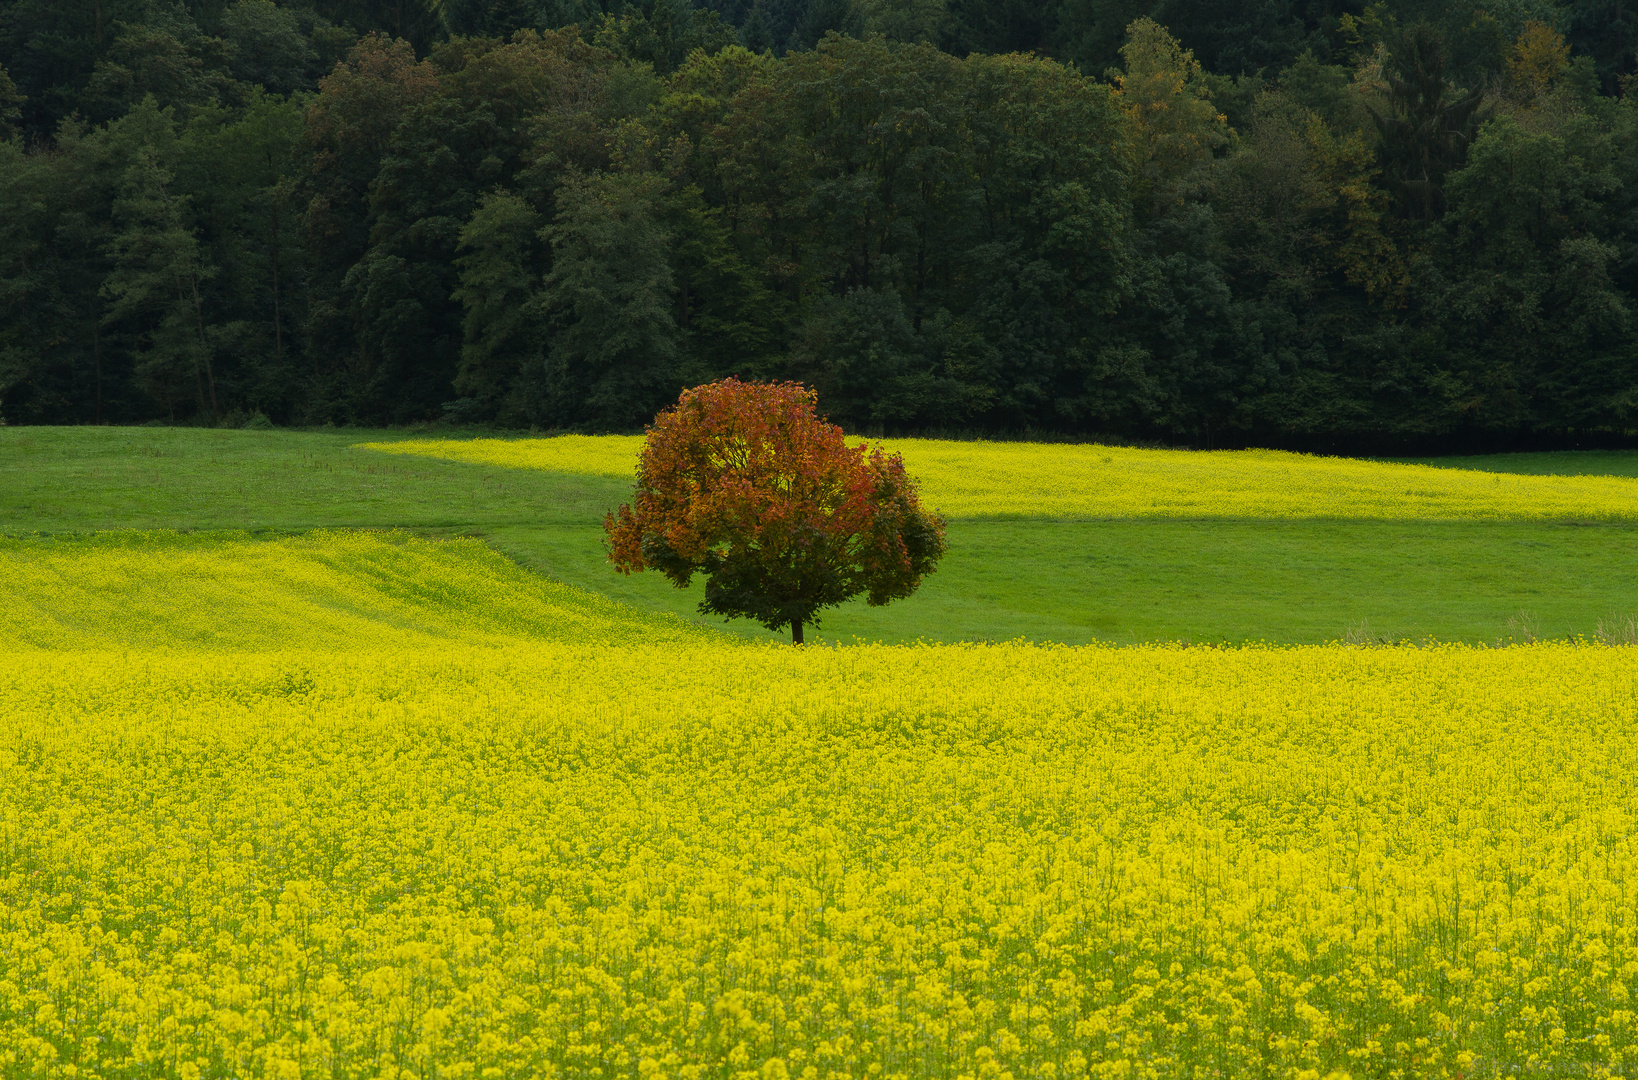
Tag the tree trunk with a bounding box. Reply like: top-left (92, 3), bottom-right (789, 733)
top-left (791, 618), bottom-right (804, 645)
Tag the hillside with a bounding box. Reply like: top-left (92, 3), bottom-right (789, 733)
top-left (6, 426), bottom-right (1637, 644)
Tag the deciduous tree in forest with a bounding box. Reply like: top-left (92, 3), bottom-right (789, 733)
top-left (295, 32), bottom-right (438, 410)
top-left (605, 378), bottom-right (947, 643)
top-left (221, 0), bottom-right (318, 97)
top-left (101, 144), bottom-right (221, 420)
top-left (451, 189), bottom-right (543, 421)
top-left (541, 170), bottom-right (681, 429)
top-left (80, 10), bottom-right (234, 125)
top-left (1507, 20), bottom-right (1571, 101)
top-left (1112, 17), bottom-right (1229, 216)
top-left (0, 62), bottom-right (22, 138)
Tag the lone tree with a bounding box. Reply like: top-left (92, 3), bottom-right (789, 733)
top-left (605, 379), bottom-right (947, 643)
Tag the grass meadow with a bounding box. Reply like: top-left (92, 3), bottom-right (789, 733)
top-left (4, 427), bottom-right (1638, 1078)
top-left (5, 426), bottom-right (1638, 644)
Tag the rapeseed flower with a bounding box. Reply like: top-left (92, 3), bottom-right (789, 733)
top-left (2, 533), bottom-right (1636, 1077)
top-left (359, 435), bottom-right (1638, 521)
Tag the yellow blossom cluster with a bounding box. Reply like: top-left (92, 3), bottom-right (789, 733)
top-left (0, 530), bottom-right (707, 650)
top-left (359, 434), bottom-right (648, 480)
top-left (4, 534), bottom-right (1638, 1078)
top-left (358, 436), bottom-right (1638, 521)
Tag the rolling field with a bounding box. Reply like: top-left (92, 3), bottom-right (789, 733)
top-left (364, 435), bottom-right (1638, 521)
top-left (0, 530), bottom-right (705, 650)
top-left (4, 428), bottom-right (1638, 1077)
top-left (5, 531), bottom-right (1638, 1077)
top-left (5, 427), bottom-right (1638, 644)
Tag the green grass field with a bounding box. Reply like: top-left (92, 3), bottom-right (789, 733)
top-left (3, 425), bottom-right (1636, 644)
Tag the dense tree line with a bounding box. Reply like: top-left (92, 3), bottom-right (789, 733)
top-left (2, 0), bottom-right (1637, 448)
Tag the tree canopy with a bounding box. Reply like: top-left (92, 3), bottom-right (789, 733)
top-left (3, 1), bottom-right (1638, 450)
top-left (605, 378), bottom-right (947, 642)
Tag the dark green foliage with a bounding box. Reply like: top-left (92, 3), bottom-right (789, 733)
top-left (1434, 110), bottom-right (1635, 430)
top-left (591, 0), bottom-right (740, 74)
top-left (101, 140), bottom-right (222, 421)
top-left (1370, 22), bottom-right (1491, 220)
top-left (539, 170), bottom-right (681, 428)
top-left (450, 189), bottom-right (545, 421)
top-left (446, 0), bottom-right (543, 38)
top-left (1568, 0), bottom-right (1638, 92)
top-left (0, 61), bottom-right (23, 138)
top-left (739, 4), bottom-right (774, 51)
top-left (77, 6), bottom-right (243, 126)
top-left (307, 0), bottom-right (447, 53)
top-left (220, 0), bottom-right (318, 96)
top-left (662, 182), bottom-right (782, 380)
top-left (3, 4), bottom-right (1638, 447)
top-left (785, 0), bottom-right (862, 50)
top-left (180, 92), bottom-right (308, 419)
top-left (1, 0), bottom-right (153, 138)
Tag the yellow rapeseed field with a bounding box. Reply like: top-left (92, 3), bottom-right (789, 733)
top-left (0, 530), bottom-right (705, 650)
top-left (358, 436), bottom-right (1638, 521)
top-left (4, 533), bottom-right (1638, 1078)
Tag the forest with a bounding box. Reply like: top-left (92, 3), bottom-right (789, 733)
top-left (2, 0), bottom-right (1636, 449)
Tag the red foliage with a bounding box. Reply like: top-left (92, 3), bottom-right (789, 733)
top-left (605, 379), bottom-right (946, 643)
